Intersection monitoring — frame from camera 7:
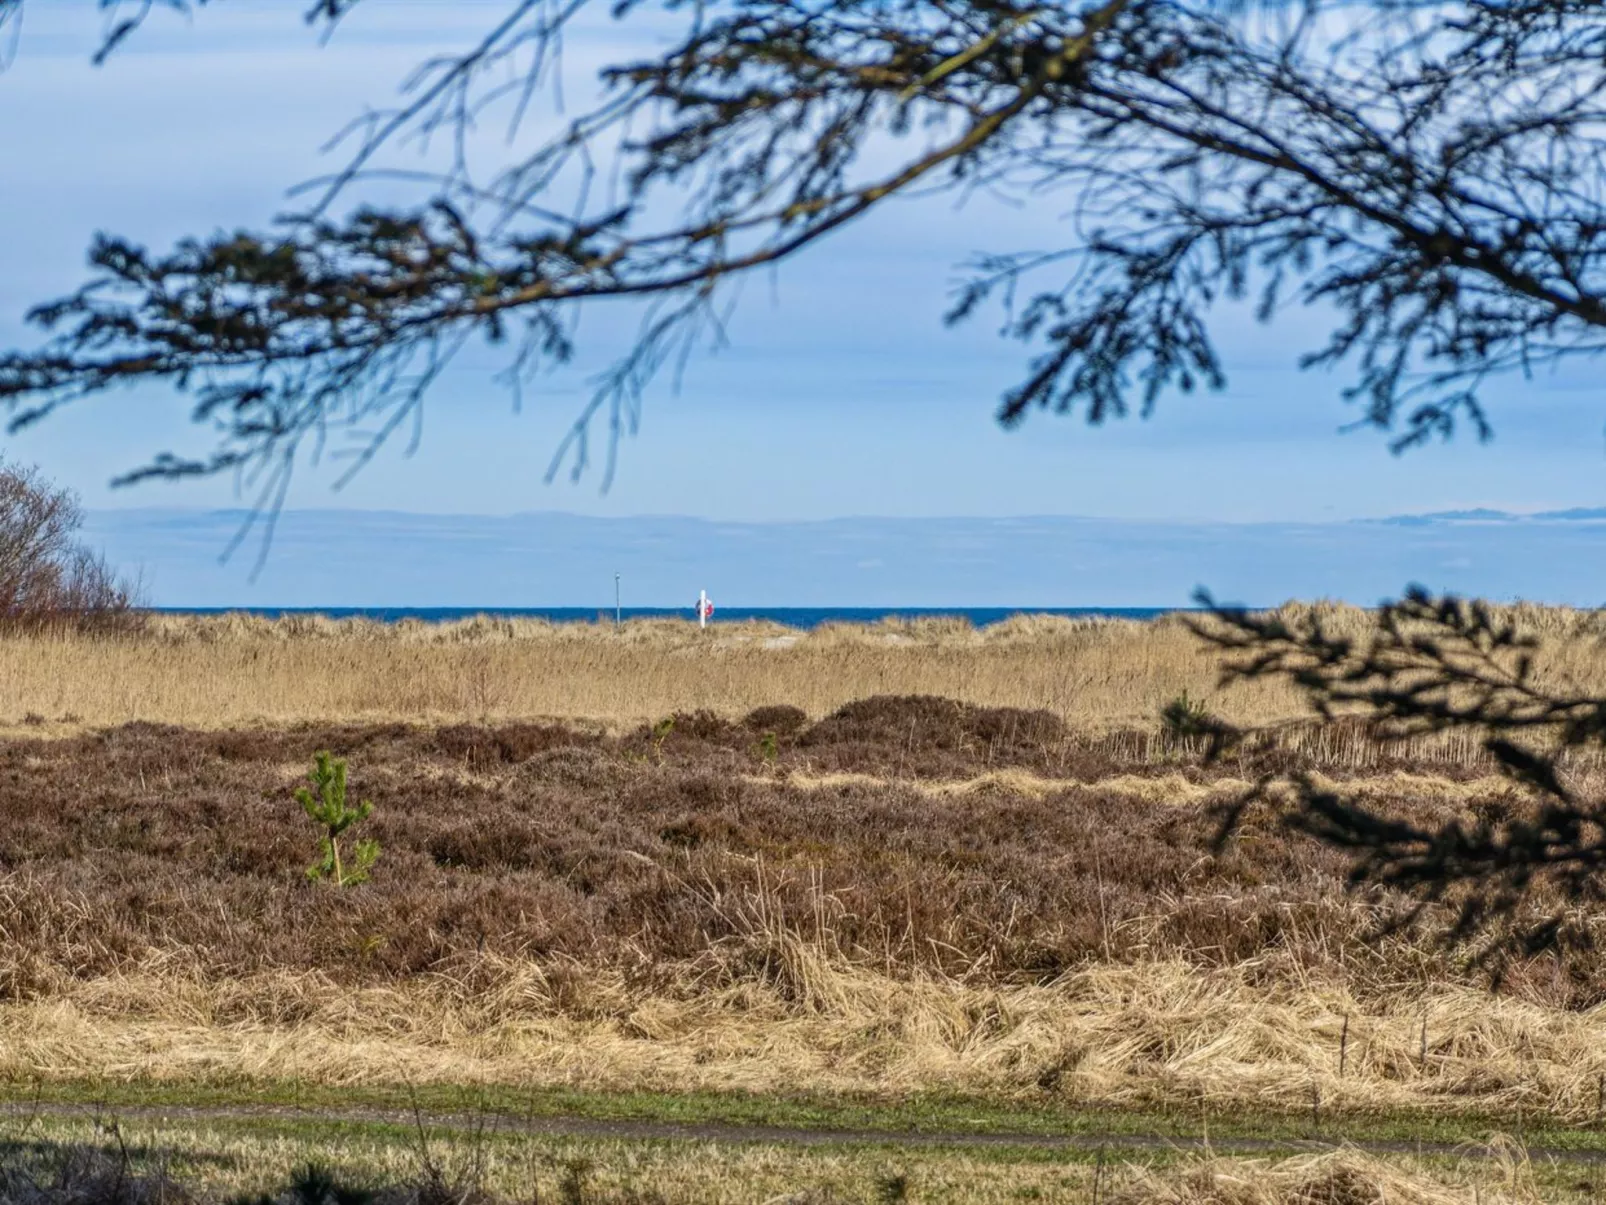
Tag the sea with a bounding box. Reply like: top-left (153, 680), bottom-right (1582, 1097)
top-left (157, 606), bottom-right (1180, 629)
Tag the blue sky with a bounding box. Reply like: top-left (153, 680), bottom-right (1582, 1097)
top-left (78, 508), bottom-right (1606, 608)
top-left (3, 3), bottom-right (1606, 603)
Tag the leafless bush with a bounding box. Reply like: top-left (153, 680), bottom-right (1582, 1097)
top-left (0, 462), bottom-right (139, 634)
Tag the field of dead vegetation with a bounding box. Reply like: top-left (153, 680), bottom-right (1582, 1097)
top-left (1, 601), bottom-right (1603, 734)
top-left (5, 610), bottom-right (1606, 1201)
top-left (5, 694), bottom-right (1606, 1110)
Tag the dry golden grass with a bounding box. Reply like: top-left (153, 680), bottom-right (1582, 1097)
top-left (764, 767), bottom-right (1545, 809)
top-left (8, 950), bottom-right (1606, 1125)
top-left (1, 613), bottom-right (1234, 732)
top-left (1, 601), bottom-right (1603, 733)
top-left (1108, 1147), bottom-right (1545, 1205)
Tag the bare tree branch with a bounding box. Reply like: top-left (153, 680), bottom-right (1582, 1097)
top-left (4, 0), bottom-right (1606, 512)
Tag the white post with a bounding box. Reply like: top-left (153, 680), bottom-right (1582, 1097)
top-left (698, 589), bottom-right (709, 630)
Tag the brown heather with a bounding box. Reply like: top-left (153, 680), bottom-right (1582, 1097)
top-left (3, 698), bottom-right (1606, 1120)
top-left (3, 706), bottom-right (1369, 987)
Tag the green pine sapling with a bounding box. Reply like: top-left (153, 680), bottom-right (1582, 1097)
top-left (650, 716), bottom-right (675, 764)
top-left (295, 751), bottom-right (381, 887)
top-left (1160, 691), bottom-right (1213, 740)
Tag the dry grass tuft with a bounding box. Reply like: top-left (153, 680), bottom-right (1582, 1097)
top-left (1110, 1146), bottom-right (1541, 1205)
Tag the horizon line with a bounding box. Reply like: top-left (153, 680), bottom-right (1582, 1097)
top-left (85, 505), bottom-right (1606, 525)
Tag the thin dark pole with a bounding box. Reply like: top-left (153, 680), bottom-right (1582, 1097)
top-left (614, 573), bottom-right (621, 627)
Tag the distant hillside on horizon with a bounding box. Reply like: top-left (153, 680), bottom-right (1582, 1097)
top-left (80, 507), bottom-right (1606, 609)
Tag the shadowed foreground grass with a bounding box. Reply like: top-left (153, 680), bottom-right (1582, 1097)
top-left (0, 1110), bottom-right (1577, 1204)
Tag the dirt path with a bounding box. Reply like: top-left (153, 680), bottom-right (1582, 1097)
top-left (6, 1101), bottom-right (1602, 1165)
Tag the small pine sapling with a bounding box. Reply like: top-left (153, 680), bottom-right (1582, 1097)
top-left (1160, 690), bottom-right (1212, 737)
top-left (650, 716), bottom-right (675, 763)
top-left (296, 751), bottom-right (381, 887)
top-left (1158, 690), bottom-right (1239, 760)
